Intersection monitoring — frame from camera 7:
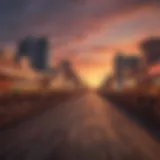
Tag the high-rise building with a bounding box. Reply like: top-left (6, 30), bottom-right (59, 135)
top-left (15, 36), bottom-right (49, 71)
top-left (32, 37), bottom-right (48, 70)
top-left (140, 37), bottom-right (160, 66)
top-left (114, 53), bottom-right (140, 89)
top-left (15, 36), bottom-right (36, 62)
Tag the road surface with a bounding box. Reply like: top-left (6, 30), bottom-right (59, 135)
top-left (0, 92), bottom-right (160, 160)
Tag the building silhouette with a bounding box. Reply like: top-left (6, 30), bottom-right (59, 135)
top-left (140, 37), bottom-right (160, 66)
top-left (48, 60), bottom-right (85, 89)
top-left (114, 52), bottom-right (140, 89)
top-left (15, 36), bottom-right (36, 62)
top-left (32, 37), bottom-right (48, 70)
top-left (60, 60), bottom-right (82, 87)
top-left (15, 36), bottom-right (49, 71)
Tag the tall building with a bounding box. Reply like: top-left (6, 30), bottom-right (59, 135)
top-left (114, 53), bottom-right (140, 89)
top-left (15, 36), bottom-right (49, 71)
top-left (140, 37), bottom-right (160, 66)
top-left (15, 36), bottom-right (36, 62)
top-left (32, 37), bottom-right (48, 70)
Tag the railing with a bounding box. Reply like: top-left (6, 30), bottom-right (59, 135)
top-left (99, 89), bottom-right (160, 127)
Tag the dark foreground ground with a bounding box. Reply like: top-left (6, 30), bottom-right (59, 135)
top-left (0, 91), bottom-right (160, 160)
top-left (0, 90), bottom-right (83, 128)
top-left (99, 91), bottom-right (160, 139)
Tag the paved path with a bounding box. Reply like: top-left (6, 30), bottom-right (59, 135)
top-left (0, 92), bottom-right (160, 160)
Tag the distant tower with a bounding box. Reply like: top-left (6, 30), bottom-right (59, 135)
top-left (15, 36), bottom-right (49, 71)
top-left (140, 37), bottom-right (160, 66)
top-left (32, 37), bottom-right (48, 70)
top-left (60, 60), bottom-right (82, 87)
top-left (15, 36), bottom-right (36, 62)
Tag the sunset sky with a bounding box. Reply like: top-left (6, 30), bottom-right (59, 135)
top-left (0, 0), bottom-right (160, 87)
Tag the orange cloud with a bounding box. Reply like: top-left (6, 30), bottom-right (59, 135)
top-left (68, 1), bottom-right (159, 46)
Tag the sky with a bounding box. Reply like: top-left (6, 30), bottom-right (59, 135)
top-left (0, 0), bottom-right (160, 87)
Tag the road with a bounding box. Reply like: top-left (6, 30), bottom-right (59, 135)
top-left (0, 92), bottom-right (160, 160)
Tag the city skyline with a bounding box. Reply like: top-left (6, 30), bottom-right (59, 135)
top-left (15, 36), bottom-right (49, 71)
top-left (0, 0), bottom-right (159, 87)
